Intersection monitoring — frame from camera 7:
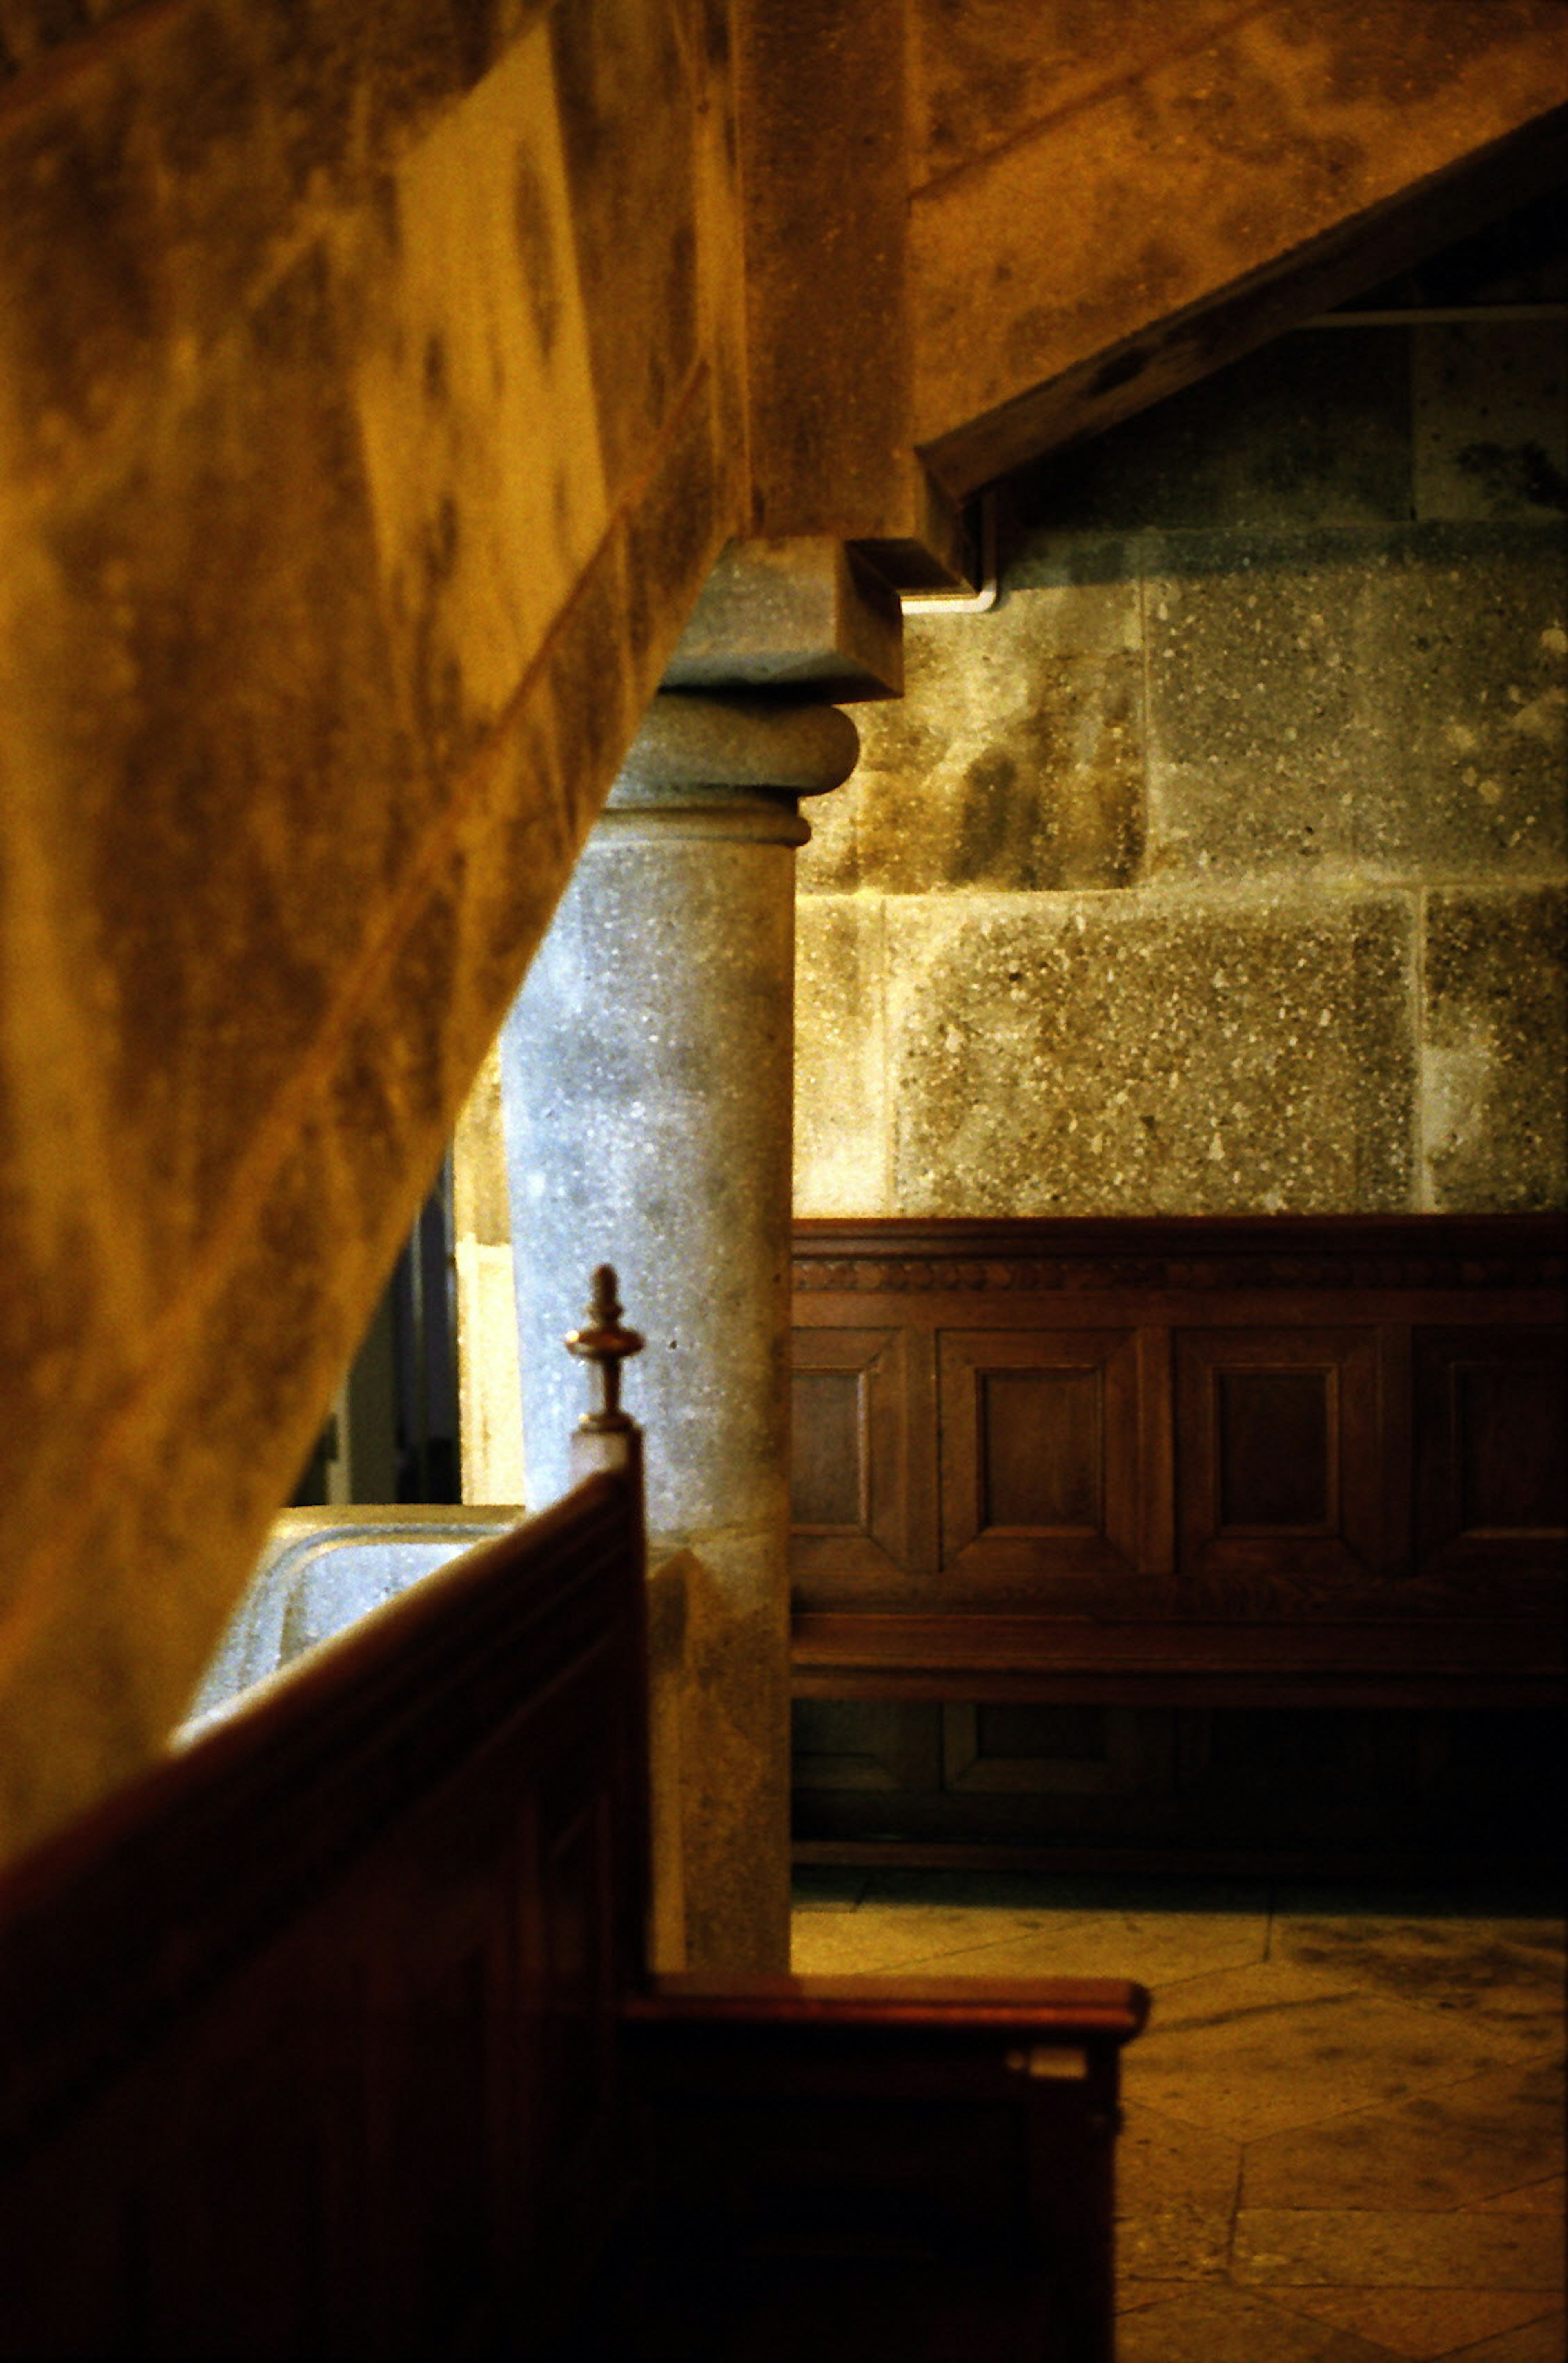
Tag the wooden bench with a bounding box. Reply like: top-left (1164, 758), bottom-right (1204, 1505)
top-left (790, 1214), bottom-right (1567, 1713)
top-left (0, 1269), bottom-right (1146, 2362)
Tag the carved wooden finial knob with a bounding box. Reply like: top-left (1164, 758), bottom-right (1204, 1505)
top-left (564, 1264), bottom-right (644, 1430)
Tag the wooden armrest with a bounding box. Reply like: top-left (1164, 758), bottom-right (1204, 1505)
top-left (626, 1970), bottom-right (1148, 2045)
top-left (603, 1973), bottom-right (1149, 2361)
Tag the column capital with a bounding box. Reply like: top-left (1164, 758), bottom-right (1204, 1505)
top-left (599, 690), bottom-right (859, 843)
top-left (662, 537), bottom-right (902, 702)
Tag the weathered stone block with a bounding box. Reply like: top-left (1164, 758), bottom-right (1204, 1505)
top-left (737, 0), bottom-right (914, 550)
top-left (911, 0), bottom-right (1242, 187)
top-left (1414, 320), bottom-right (1568, 523)
top-left (1002, 536), bottom-right (1143, 602)
top-left (350, 24), bottom-right (613, 728)
top-left (1422, 886), bottom-right (1566, 1211)
top-left (885, 893), bottom-right (1416, 1215)
top-left (0, 0), bottom-right (747, 1860)
top-left (663, 536), bottom-right (903, 700)
top-left (1146, 525), bottom-right (1567, 879)
top-left (810, 594), bottom-right (1144, 895)
top-left (1008, 329), bottom-right (1413, 536)
top-left (551, 0), bottom-right (698, 491)
top-left (795, 896), bottom-right (888, 1216)
top-left (911, 0), bottom-right (1568, 492)
top-left (1357, 524), bottom-right (1567, 874)
top-left (793, 756), bottom-right (863, 892)
top-left (1145, 531), bottom-right (1367, 873)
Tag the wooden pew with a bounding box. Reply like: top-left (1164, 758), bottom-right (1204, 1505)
top-left (790, 1214), bottom-right (1567, 1715)
top-left (0, 1269), bottom-right (1147, 2362)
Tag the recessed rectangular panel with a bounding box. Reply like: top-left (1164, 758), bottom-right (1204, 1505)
top-left (980, 1367), bottom-right (1102, 1530)
top-left (1176, 1327), bottom-right (1379, 1581)
top-left (791, 1700), bottom-right (942, 1794)
top-left (942, 1703), bottom-right (1148, 1795)
top-left (789, 1327), bottom-right (924, 1599)
top-left (1458, 1357), bottom-right (1567, 1532)
top-left (1216, 1369), bottom-right (1331, 1529)
top-left (977, 1704), bottom-right (1108, 1763)
top-left (939, 1330), bottom-right (1142, 1586)
top-left (791, 1369), bottom-right (865, 1528)
top-left (399, 1951), bottom-right (491, 2336)
top-left (1416, 1326), bottom-right (1568, 1576)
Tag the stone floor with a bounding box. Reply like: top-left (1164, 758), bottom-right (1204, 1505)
top-left (791, 1869), bottom-right (1566, 2362)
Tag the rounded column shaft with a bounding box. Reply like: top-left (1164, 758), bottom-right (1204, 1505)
top-left (499, 692), bottom-right (857, 1973)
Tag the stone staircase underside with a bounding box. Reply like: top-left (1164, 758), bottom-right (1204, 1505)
top-left (0, 0), bottom-right (1563, 1859)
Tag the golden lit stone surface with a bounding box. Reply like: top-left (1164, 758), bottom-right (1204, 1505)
top-left (1422, 887), bottom-right (1568, 1212)
top-left (0, 0), bottom-right (744, 1860)
top-left (911, 0), bottom-right (1568, 490)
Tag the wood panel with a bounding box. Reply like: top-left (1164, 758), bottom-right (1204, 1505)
top-left (940, 1330), bottom-right (1141, 1587)
top-left (791, 1324), bottom-right (935, 1599)
top-left (1416, 1325), bottom-right (1568, 1577)
top-left (0, 1476), bottom-right (647, 2362)
top-left (606, 1975), bottom-right (1147, 2363)
top-left (942, 1705), bottom-right (1152, 1798)
top-left (792, 1610), bottom-right (1563, 1708)
top-left (1174, 1327), bottom-right (1382, 1583)
top-left (793, 1697), bottom-right (946, 1796)
top-left (0, 1383), bottom-right (1150, 2361)
top-left (791, 1216), bottom-right (1567, 1709)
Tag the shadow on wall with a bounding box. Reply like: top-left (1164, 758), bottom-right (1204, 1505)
top-left (290, 1163), bottom-right (463, 1508)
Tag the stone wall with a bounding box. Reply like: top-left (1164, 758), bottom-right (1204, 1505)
top-left (797, 238), bottom-right (1566, 1218)
top-left (0, 0), bottom-right (749, 1861)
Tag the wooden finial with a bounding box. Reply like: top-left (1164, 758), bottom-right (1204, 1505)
top-left (565, 1264), bottom-right (644, 1431)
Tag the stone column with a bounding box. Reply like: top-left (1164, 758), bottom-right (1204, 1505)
top-left (500, 689), bottom-right (859, 1974)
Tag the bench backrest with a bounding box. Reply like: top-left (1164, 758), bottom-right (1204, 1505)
top-left (0, 1471), bottom-right (647, 2360)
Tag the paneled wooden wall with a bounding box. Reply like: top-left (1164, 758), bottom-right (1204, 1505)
top-left (0, 1475), bottom-right (648, 2360)
top-left (791, 1216), bottom-right (1564, 1655)
top-left (789, 1216), bottom-right (1564, 1862)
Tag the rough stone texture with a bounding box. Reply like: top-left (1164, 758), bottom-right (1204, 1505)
top-left (5, 0), bottom-right (1566, 1876)
top-left (799, 590), bottom-right (1143, 895)
top-left (185, 1509), bottom-right (514, 1720)
top-left (795, 896), bottom-right (889, 1215)
top-left (501, 775), bottom-right (806, 1972)
top-left (1243, 2058), bottom-right (1565, 2212)
top-left (611, 688), bottom-right (861, 800)
top-left (1414, 321), bottom-right (1568, 523)
top-left (910, 0), bottom-right (1246, 187)
top-left (797, 1871), bottom-right (1567, 2358)
top-left (885, 894), bottom-right (1414, 1216)
top-left (797, 253), bottom-right (1567, 1225)
top-left (909, 0), bottom-right (1568, 491)
top-left (1010, 330), bottom-right (1415, 537)
top-left (735, 0), bottom-right (920, 553)
top-left (1146, 525), bottom-right (1567, 882)
top-left (1359, 529), bottom-right (1566, 874)
top-left (503, 806), bottom-right (799, 1529)
top-left (1422, 887), bottom-right (1566, 1211)
top-left (0, 0), bottom-right (748, 1862)
top-left (663, 535), bottom-right (904, 699)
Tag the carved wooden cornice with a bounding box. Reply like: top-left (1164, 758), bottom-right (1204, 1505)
top-left (793, 1215), bottom-right (1567, 1295)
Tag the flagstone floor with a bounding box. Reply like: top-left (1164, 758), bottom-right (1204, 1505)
top-left (791, 1869), bottom-right (1565, 2362)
